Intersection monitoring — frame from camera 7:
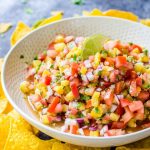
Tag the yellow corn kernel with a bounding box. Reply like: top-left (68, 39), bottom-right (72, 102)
top-left (54, 42), bottom-right (66, 52)
top-left (91, 106), bottom-right (103, 119)
top-left (34, 102), bottom-right (43, 110)
top-left (41, 115), bottom-right (49, 125)
top-left (141, 55), bottom-right (149, 63)
top-left (80, 66), bottom-right (87, 75)
top-left (128, 118), bottom-right (136, 128)
top-left (110, 113), bottom-right (120, 122)
top-left (20, 81), bottom-right (30, 94)
top-left (61, 80), bottom-right (69, 86)
top-left (65, 91), bottom-right (75, 101)
top-left (54, 86), bottom-right (64, 94)
top-left (91, 91), bottom-right (100, 107)
top-left (42, 70), bottom-right (51, 77)
top-left (33, 60), bottom-right (41, 70)
top-left (90, 130), bottom-right (99, 137)
top-left (134, 63), bottom-right (146, 73)
top-left (132, 48), bottom-right (140, 54)
top-left (55, 35), bottom-right (64, 43)
top-left (94, 52), bottom-right (101, 67)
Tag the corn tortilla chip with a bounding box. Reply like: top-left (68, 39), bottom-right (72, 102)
top-left (103, 9), bottom-right (138, 22)
top-left (10, 21), bottom-right (31, 46)
top-left (0, 98), bottom-right (8, 114)
top-left (90, 8), bottom-right (103, 16)
top-left (0, 23), bottom-right (12, 34)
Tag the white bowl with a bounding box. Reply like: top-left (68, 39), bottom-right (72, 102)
top-left (2, 17), bottom-right (150, 147)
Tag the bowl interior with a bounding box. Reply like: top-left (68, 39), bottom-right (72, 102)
top-left (2, 17), bottom-right (150, 145)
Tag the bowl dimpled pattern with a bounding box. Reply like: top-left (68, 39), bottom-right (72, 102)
top-left (2, 17), bottom-right (150, 147)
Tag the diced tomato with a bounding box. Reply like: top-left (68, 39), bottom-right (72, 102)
top-left (106, 57), bottom-right (115, 66)
top-left (130, 71), bottom-right (137, 79)
top-left (120, 99), bottom-right (131, 107)
top-left (47, 50), bottom-right (58, 59)
top-left (71, 62), bottom-right (79, 75)
top-left (70, 82), bottom-right (79, 98)
top-left (104, 41), bottom-right (122, 50)
top-left (83, 128), bottom-right (90, 136)
top-left (64, 36), bottom-right (74, 43)
top-left (111, 121), bottom-right (125, 129)
top-left (128, 101), bottom-right (144, 112)
top-left (115, 56), bottom-right (127, 68)
top-left (115, 81), bottom-right (124, 94)
top-left (129, 44), bottom-right (142, 52)
top-left (42, 75), bottom-right (51, 85)
top-left (129, 81), bottom-right (138, 97)
top-left (85, 100), bottom-right (92, 108)
top-left (70, 78), bottom-right (80, 87)
top-left (38, 53), bottom-right (46, 61)
top-left (47, 96), bottom-right (55, 103)
top-left (104, 90), bottom-right (114, 106)
top-left (48, 97), bottom-right (60, 113)
top-left (55, 103), bottom-right (63, 113)
top-left (70, 108), bottom-right (78, 115)
top-left (136, 77), bottom-right (142, 86)
top-left (40, 99), bottom-right (48, 106)
top-left (26, 67), bottom-right (36, 79)
top-left (48, 42), bottom-right (55, 50)
top-left (70, 124), bottom-right (78, 134)
top-left (137, 91), bottom-right (149, 102)
top-left (142, 122), bottom-right (150, 128)
top-left (115, 104), bottom-right (125, 116)
top-left (122, 106), bottom-right (133, 124)
top-left (103, 82), bottom-right (111, 88)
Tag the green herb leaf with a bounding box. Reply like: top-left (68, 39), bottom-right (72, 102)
top-left (94, 107), bottom-right (99, 113)
top-left (143, 49), bottom-right (148, 56)
top-left (82, 34), bottom-right (109, 60)
top-left (72, 0), bottom-right (84, 5)
top-left (32, 19), bottom-right (45, 29)
top-left (80, 94), bottom-right (90, 101)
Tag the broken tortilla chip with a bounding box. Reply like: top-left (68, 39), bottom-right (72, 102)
top-left (0, 23), bottom-right (12, 34)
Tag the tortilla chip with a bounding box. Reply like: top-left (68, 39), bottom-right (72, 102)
top-left (140, 19), bottom-right (150, 27)
top-left (32, 19), bottom-right (45, 29)
top-left (103, 9), bottom-right (138, 22)
top-left (0, 23), bottom-right (12, 34)
top-left (82, 10), bottom-right (91, 16)
top-left (90, 8), bottom-right (103, 16)
top-left (0, 115), bottom-right (12, 149)
top-left (39, 13), bottom-right (62, 27)
top-left (0, 98), bottom-right (8, 114)
top-left (10, 21), bottom-right (31, 46)
top-left (0, 58), bottom-right (3, 73)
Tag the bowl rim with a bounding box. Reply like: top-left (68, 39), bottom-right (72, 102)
top-left (2, 16), bottom-right (150, 140)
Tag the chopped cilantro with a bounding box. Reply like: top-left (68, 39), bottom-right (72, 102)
top-left (50, 64), bottom-right (54, 69)
top-left (129, 42), bottom-right (133, 45)
top-left (34, 56), bottom-right (38, 60)
top-left (143, 49), bottom-right (148, 56)
top-left (78, 112), bottom-right (84, 118)
top-left (43, 50), bottom-right (47, 55)
top-left (73, 54), bottom-right (77, 61)
top-left (80, 94), bottom-right (90, 101)
top-left (21, 0), bottom-right (29, 4)
top-left (72, 0), bottom-right (84, 5)
top-left (94, 107), bottom-right (99, 113)
top-left (20, 55), bottom-right (24, 59)
top-left (77, 102), bottom-right (82, 108)
top-left (97, 70), bottom-right (102, 76)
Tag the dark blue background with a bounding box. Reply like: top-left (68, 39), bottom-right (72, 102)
top-left (1, 0), bottom-right (150, 57)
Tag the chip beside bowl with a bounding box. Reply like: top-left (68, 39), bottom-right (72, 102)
top-left (2, 17), bottom-right (150, 147)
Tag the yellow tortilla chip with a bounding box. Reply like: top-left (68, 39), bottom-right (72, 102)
top-left (0, 98), bottom-right (8, 114)
top-left (140, 19), bottom-right (150, 27)
top-left (10, 21), bottom-right (31, 46)
top-left (82, 10), bottom-right (91, 16)
top-left (39, 13), bottom-right (62, 27)
top-left (90, 8), bottom-right (103, 16)
top-left (103, 9), bottom-right (138, 22)
top-left (51, 11), bottom-right (64, 16)
top-left (0, 115), bottom-right (12, 149)
top-left (0, 23), bottom-right (12, 34)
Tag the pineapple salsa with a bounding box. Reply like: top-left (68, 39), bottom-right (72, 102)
top-left (20, 34), bottom-right (150, 137)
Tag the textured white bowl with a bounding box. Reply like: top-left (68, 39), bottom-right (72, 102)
top-left (2, 17), bottom-right (150, 147)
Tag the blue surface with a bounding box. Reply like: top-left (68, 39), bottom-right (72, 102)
top-left (1, 0), bottom-right (150, 57)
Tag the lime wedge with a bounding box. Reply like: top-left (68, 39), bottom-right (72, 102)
top-left (81, 34), bottom-right (109, 60)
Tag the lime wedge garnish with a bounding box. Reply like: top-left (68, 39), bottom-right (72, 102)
top-left (81, 34), bottom-right (109, 60)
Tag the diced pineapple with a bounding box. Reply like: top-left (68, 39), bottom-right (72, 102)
top-left (134, 63), bottom-right (146, 73)
top-left (132, 48), bottom-right (140, 54)
top-left (20, 81), bottom-right (30, 94)
top-left (65, 91), bottom-right (75, 101)
top-left (42, 70), bottom-right (51, 77)
top-left (91, 91), bottom-right (100, 107)
top-left (36, 83), bottom-right (47, 97)
top-left (94, 52), bottom-right (101, 67)
top-left (140, 55), bottom-right (149, 63)
top-left (41, 115), bottom-right (49, 124)
top-left (55, 35), bottom-right (64, 43)
top-left (91, 106), bottom-right (103, 119)
top-left (101, 66), bottom-right (109, 77)
top-left (54, 43), bottom-right (66, 52)
top-left (62, 104), bottom-right (68, 112)
top-left (33, 60), bottom-right (41, 70)
top-left (54, 86), bottom-right (64, 94)
top-left (128, 118), bottom-right (136, 128)
top-left (110, 113), bottom-right (120, 122)
top-left (77, 102), bottom-right (85, 111)
top-left (80, 66), bottom-right (87, 75)
top-left (61, 80), bottom-right (69, 86)
top-left (90, 130), bottom-right (99, 137)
